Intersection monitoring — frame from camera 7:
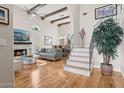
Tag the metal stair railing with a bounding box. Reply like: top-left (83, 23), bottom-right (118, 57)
top-left (89, 35), bottom-right (94, 70)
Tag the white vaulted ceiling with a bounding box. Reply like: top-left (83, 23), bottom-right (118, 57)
top-left (36, 4), bottom-right (69, 16)
top-left (15, 4), bottom-right (37, 10)
top-left (15, 4), bottom-right (70, 26)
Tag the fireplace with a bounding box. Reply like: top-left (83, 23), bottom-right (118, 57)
top-left (14, 49), bottom-right (27, 56)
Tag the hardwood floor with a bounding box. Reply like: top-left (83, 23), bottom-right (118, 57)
top-left (15, 59), bottom-right (124, 88)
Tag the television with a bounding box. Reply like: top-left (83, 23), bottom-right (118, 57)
top-left (14, 28), bottom-right (30, 42)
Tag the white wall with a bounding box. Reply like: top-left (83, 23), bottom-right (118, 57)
top-left (13, 6), bottom-right (59, 50)
top-left (119, 4), bottom-right (124, 77)
top-left (0, 5), bottom-right (14, 87)
top-left (69, 5), bottom-right (83, 48)
top-left (80, 4), bottom-right (102, 47)
top-left (58, 24), bottom-right (71, 37)
top-left (39, 19), bottom-right (58, 48)
top-left (80, 4), bottom-right (122, 72)
top-left (13, 6), bottom-right (42, 51)
top-left (58, 24), bottom-right (71, 45)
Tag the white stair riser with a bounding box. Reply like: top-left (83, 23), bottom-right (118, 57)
top-left (67, 61), bottom-right (89, 68)
top-left (73, 48), bottom-right (89, 52)
top-left (64, 67), bottom-right (90, 76)
top-left (71, 52), bottom-right (89, 57)
top-left (69, 56), bottom-right (89, 62)
top-left (64, 47), bottom-right (92, 77)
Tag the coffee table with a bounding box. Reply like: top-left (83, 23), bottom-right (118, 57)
top-left (23, 55), bottom-right (39, 64)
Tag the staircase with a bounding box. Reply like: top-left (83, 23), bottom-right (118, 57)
top-left (64, 47), bottom-right (94, 76)
top-left (64, 33), bottom-right (94, 76)
top-left (64, 4), bottom-right (122, 77)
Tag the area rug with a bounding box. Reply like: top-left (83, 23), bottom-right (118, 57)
top-left (36, 59), bottom-right (47, 66)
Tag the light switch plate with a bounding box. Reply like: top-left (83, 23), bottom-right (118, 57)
top-left (0, 39), bottom-right (7, 47)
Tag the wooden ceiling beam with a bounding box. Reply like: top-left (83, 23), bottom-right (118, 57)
top-left (42, 7), bottom-right (68, 20)
top-left (58, 22), bottom-right (70, 27)
top-left (51, 16), bottom-right (69, 24)
top-left (27, 4), bottom-right (47, 14)
top-left (30, 4), bottom-right (42, 11)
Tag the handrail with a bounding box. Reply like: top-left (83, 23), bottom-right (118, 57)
top-left (89, 35), bottom-right (94, 70)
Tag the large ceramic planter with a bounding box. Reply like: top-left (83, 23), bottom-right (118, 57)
top-left (101, 63), bottom-right (113, 76)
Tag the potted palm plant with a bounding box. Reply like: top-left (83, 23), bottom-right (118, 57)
top-left (93, 18), bottom-right (123, 75)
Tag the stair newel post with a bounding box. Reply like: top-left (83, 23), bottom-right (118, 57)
top-left (89, 36), bottom-right (94, 70)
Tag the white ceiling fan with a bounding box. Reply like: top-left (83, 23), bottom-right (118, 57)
top-left (23, 4), bottom-right (47, 18)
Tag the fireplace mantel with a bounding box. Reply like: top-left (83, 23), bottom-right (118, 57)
top-left (14, 42), bottom-right (32, 51)
top-left (14, 42), bottom-right (32, 45)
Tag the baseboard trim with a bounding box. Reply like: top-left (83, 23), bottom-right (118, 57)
top-left (121, 70), bottom-right (124, 78)
top-left (0, 83), bottom-right (14, 88)
top-left (94, 64), bottom-right (121, 72)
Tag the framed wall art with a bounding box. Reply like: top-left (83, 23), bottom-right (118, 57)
top-left (44, 36), bottom-right (52, 45)
top-left (0, 6), bottom-right (9, 25)
top-left (95, 4), bottom-right (117, 20)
